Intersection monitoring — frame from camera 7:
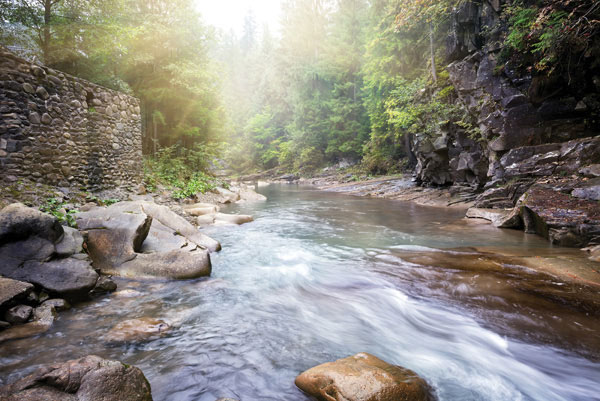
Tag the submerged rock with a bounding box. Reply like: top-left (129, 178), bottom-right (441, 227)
top-left (106, 317), bottom-right (171, 343)
top-left (0, 355), bottom-right (153, 401)
top-left (295, 353), bottom-right (435, 401)
top-left (0, 304), bottom-right (56, 343)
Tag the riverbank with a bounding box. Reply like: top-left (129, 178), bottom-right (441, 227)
top-left (248, 171), bottom-right (600, 288)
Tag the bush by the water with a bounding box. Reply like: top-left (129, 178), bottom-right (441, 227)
top-left (144, 145), bottom-right (226, 199)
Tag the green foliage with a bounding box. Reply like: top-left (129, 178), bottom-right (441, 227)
top-left (40, 198), bottom-right (77, 228)
top-left (501, 1), bottom-right (599, 72)
top-left (144, 145), bottom-right (224, 199)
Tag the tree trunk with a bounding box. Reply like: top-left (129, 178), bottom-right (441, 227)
top-left (429, 22), bottom-right (437, 83)
top-left (42, 0), bottom-right (52, 63)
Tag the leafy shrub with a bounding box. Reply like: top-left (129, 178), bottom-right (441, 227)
top-left (144, 144), bottom-right (224, 199)
top-left (40, 198), bottom-right (78, 227)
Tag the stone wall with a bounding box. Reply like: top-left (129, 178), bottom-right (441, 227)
top-left (0, 48), bottom-right (142, 191)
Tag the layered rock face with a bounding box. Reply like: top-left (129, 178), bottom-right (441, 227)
top-left (0, 47), bottom-right (142, 190)
top-left (411, 0), bottom-right (600, 247)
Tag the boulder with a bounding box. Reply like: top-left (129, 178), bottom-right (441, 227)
top-left (0, 355), bottom-right (153, 401)
top-left (214, 213), bottom-right (254, 225)
top-left (0, 277), bottom-right (33, 309)
top-left (196, 214), bottom-right (216, 226)
top-left (465, 207), bottom-right (522, 228)
top-left (4, 304), bottom-right (33, 324)
top-left (110, 201), bottom-right (221, 252)
top-left (118, 250), bottom-right (211, 279)
top-left (580, 164), bottom-right (600, 178)
top-left (214, 187), bottom-right (240, 203)
top-left (91, 276), bottom-right (118, 294)
top-left (76, 206), bottom-right (153, 270)
top-left (0, 304), bottom-right (56, 343)
top-left (54, 226), bottom-right (84, 257)
top-left (106, 317), bottom-right (171, 343)
top-left (586, 245), bottom-right (600, 262)
top-left (77, 203), bottom-right (213, 280)
top-left (571, 179), bottom-right (600, 201)
top-left (43, 298), bottom-right (71, 311)
top-left (186, 206), bottom-right (219, 216)
top-left (0, 203), bottom-right (64, 244)
top-left (4, 258), bottom-right (99, 299)
top-left (519, 184), bottom-right (600, 247)
top-left (295, 353), bottom-right (435, 401)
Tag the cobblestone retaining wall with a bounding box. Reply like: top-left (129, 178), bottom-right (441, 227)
top-left (0, 48), bottom-right (142, 190)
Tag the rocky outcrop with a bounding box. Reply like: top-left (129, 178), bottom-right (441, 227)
top-left (76, 201), bottom-right (217, 279)
top-left (0, 203), bottom-right (100, 299)
top-left (519, 184), bottom-right (600, 247)
top-left (0, 355), bottom-right (153, 401)
top-left (295, 353), bottom-right (435, 401)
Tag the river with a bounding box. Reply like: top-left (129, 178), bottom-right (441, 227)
top-left (1, 185), bottom-right (599, 401)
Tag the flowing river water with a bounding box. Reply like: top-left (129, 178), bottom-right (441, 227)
top-left (1, 185), bottom-right (599, 401)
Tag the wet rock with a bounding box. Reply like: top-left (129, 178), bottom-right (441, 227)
top-left (0, 321), bottom-right (9, 330)
top-left (5, 258), bottom-right (99, 299)
top-left (111, 201), bottom-right (221, 252)
top-left (91, 276), bottom-right (118, 294)
top-left (77, 202), bottom-right (214, 279)
top-left (295, 353), bottom-right (435, 401)
top-left (185, 206), bottom-right (218, 216)
top-left (214, 213), bottom-right (254, 225)
top-left (0, 355), bottom-right (153, 401)
top-left (585, 245), bottom-right (600, 262)
top-left (0, 304), bottom-right (56, 343)
top-left (106, 317), bottom-right (171, 343)
top-left (4, 305), bottom-right (33, 324)
top-left (215, 187), bottom-right (241, 203)
top-left (580, 164), bottom-right (600, 178)
top-left (519, 184), bottom-right (600, 247)
top-left (43, 298), bottom-right (71, 311)
top-left (0, 203), bottom-right (64, 244)
top-left (571, 179), bottom-right (600, 201)
top-left (0, 277), bottom-right (34, 309)
top-left (54, 226), bottom-right (84, 257)
top-left (466, 207), bottom-right (522, 228)
top-left (76, 206), bottom-right (153, 270)
top-left (119, 250), bottom-right (211, 279)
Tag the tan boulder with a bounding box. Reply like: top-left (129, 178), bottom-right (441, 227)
top-left (295, 353), bottom-right (435, 401)
top-left (106, 317), bottom-right (170, 343)
top-left (214, 213), bottom-right (253, 225)
top-left (187, 206), bottom-right (219, 216)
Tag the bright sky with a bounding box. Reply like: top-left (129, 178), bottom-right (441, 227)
top-left (195, 0), bottom-right (283, 36)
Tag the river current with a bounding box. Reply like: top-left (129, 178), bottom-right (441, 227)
top-left (1, 185), bottom-right (599, 401)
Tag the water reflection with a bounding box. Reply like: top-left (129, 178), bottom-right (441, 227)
top-left (1, 184), bottom-right (599, 401)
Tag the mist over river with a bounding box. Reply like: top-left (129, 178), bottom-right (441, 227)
top-left (1, 185), bottom-right (599, 401)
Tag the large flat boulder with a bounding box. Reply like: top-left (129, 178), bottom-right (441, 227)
top-left (0, 203), bottom-right (64, 245)
top-left (77, 202), bottom-right (213, 279)
top-left (76, 206), bottom-right (153, 270)
top-left (111, 201), bottom-right (221, 252)
top-left (0, 355), bottom-right (153, 401)
top-left (295, 353), bottom-right (435, 401)
top-left (9, 258), bottom-right (99, 298)
top-left (466, 207), bottom-right (522, 228)
top-left (519, 184), bottom-right (600, 247)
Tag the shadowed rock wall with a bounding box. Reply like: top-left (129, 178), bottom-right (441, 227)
top-left (0, 48), bottom-right (142, 191)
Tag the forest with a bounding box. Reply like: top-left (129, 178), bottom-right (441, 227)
top-left (3, 0), bottom-right (596, 179)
